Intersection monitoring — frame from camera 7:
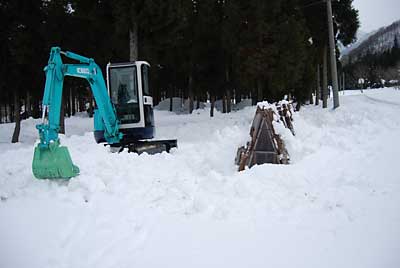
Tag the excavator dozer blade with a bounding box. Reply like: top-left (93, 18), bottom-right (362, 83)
top-left (32, 140), bottom-right (79, 179)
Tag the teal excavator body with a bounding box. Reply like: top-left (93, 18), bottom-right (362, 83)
top-left (33, 47), bottom-right (176, 179)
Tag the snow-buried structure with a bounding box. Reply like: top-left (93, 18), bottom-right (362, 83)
top-left (235, 101), bottom-right (294, 171)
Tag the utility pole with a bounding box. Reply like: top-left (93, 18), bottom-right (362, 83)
top-left (326, 0), bottom-right (340, 109)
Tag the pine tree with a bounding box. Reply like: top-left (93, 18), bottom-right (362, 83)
top-left (3, 0), bottom-right (45, 141)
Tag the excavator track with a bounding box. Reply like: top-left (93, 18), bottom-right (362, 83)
top-left (107, 139), bottom-right (177, 154)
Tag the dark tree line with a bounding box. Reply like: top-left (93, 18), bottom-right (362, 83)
top-left (0, 0), bottom-right (359, 141)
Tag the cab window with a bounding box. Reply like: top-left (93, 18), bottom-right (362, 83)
top-left (109, 66), bottom-right (140, 124)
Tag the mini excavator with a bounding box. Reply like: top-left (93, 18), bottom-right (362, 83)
top-left (32, 47), bottom-right (177, 179)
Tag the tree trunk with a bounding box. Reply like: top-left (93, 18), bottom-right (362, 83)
top-left (227, 90), bottom-right (231, 113)
top-left (225, 68), bottom-right (231, 113)
top-left (74, 93), bottom-right (78, 114)
top-left (32, 98), bottom-right (39, 119)
top-left (342, 72), bottom-right (345, 94)
top-left (235, 88), bottom-right (241, 105)
top-left (11, 90), bottom-right (21, 143)
top-left (222, 95), bottom-right (227, 113)
top-left (88, 97), bottom-right (94, 117)
top-left (69, 87), bottom-right (73, 116)
top-left (210, 95), bottom-right (215, 117)
top-left (316, 64), bottom-right (320, 105)
top-left (59, 98), bottom-right (65, 134)
top-left (296, 101), bottom-right (301, 111)
top-left (188, 74), bottom-right (194, 113)
top-left (322, 45), bottom-right (328, 108)
top-left (9, 94), bottom-right (14, 122)
top-left (0, 102), bottom-right (3, 123)
top-left (26, 90), bottom-right (31, 118)
top-left (257, 78), bottom-right (263, 102)
top-left (129, 20), bottom-right (139, 61)
top-left (79, 92), bottom-right (84, 112)
top-left (309, 91), bottom-right (314, 104)
top-left (65, 92), bottom-right (70, 118)
top-left (169, 85), bottom-right (173, 112)
top-left (5, 102), bottom-right (9, 122)
top-left (251, 88), bottom-right (257, 105)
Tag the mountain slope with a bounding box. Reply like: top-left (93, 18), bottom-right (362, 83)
top-left (342, 19), bottom-right (400, 64)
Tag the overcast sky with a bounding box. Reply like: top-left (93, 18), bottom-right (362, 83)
top-left (352, 0), bottom-right (400, 33)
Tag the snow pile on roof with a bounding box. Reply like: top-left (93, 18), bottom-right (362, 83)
top-left (1, 88), bottom-right (400, 268)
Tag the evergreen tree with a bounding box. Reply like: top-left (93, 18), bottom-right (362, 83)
top-left (2, 0), bottom-right (45, 141)
top-left (0, 0), bottom-right (363, 128)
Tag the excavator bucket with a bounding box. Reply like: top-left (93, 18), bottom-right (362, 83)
top-left (32, 140), bottom-right (79, 179)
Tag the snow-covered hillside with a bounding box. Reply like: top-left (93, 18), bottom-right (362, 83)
top-left (340, 29), bottom-right (376, 57)
top-left (342, 20), bottom-right (400, 64)
top-left (1, 89), bottom-right (400, 268)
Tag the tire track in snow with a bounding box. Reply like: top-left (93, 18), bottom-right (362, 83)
top-left (363, 94), bottom-right (400, 107)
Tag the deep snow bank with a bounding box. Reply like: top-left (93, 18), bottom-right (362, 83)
top-left (0, 88), bottom-right (399, 268)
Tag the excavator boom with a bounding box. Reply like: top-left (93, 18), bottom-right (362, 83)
top-left (33, 47), bottom-right (122, 179)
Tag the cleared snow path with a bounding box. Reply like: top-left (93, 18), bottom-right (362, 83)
top-left (1, 88), bottom-right (400, 268)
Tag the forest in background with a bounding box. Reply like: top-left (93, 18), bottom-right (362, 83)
top-left (0, 0), bottom-right (359, 129)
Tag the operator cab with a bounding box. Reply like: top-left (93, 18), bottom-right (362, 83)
top-left (107, 61), bottom-right (155, 142)
top-left (94, 61), bottom-right (155, 144)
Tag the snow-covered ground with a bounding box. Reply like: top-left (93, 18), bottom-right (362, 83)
top-left (1, 88), bottom-right (400, 268)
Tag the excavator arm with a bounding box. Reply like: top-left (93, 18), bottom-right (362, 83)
top-left (33, 47), bottom-right (122, 179)
top-left (37, 47), bottom-right (122, 147)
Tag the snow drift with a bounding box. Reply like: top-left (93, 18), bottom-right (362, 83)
top-left (0, 88), bottom-right (400, 268)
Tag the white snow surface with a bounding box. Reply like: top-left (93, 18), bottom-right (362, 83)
top-left (155, 97), bottom-right (206, 114)
top-left (1, 88), bottom-right (400, 268)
